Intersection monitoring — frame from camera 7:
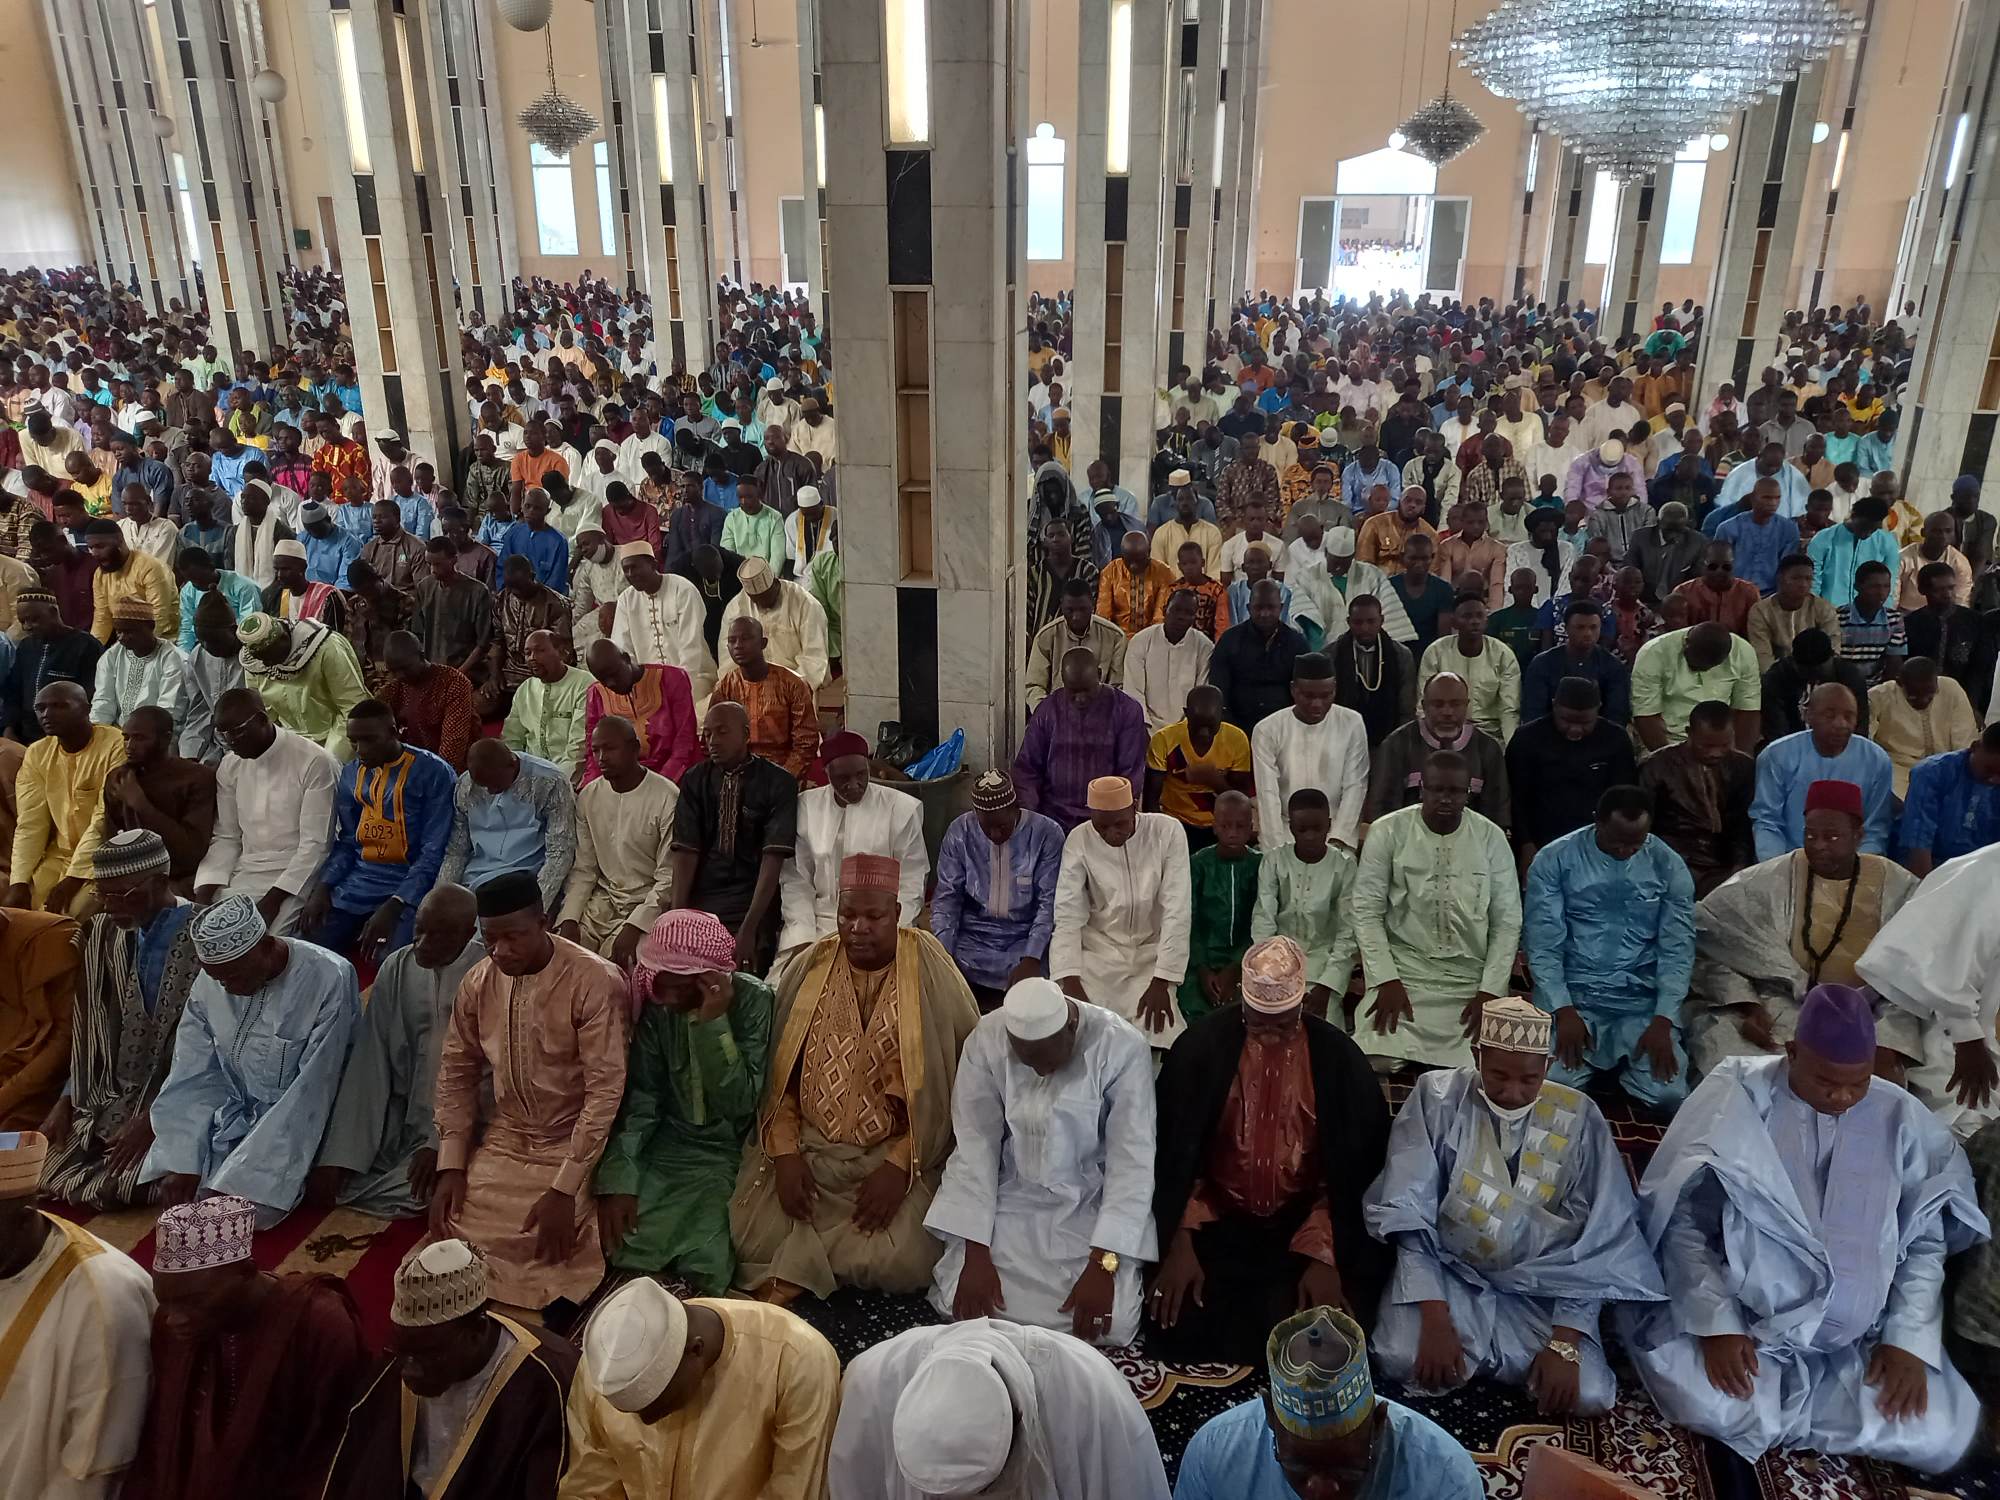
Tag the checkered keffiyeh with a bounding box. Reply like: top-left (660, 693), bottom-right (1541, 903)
top-left (636, 909), bottom-right (738, 975)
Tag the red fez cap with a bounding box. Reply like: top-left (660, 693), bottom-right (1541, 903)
top-left (822, 730), bottom-right (871, 764)
top-left (1804, 779), bottom-right (1864, 821)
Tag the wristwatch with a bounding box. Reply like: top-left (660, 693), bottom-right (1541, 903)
top-left (1096, 1251), bottom-right (1120, 1275)
top-left (1544, 1338), bottom-right (1581, 1364)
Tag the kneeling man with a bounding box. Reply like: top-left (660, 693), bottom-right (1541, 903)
top-left (1366, 997), bottom-right (1666, 1415)
top-left (729, 853), bottom-right (981, 1298)
top-left (1623, 984), bottom-right (1988, 1469)
top-left (926, 977), bottom-right (1157, 1345)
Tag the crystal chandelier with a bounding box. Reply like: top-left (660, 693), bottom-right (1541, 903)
top-left (518, 27), bottom-right (598, 156)
top-left (1457, 0), bottom-right (1859, 181)
top-left (1397, 90), bottom-right (1487, 165)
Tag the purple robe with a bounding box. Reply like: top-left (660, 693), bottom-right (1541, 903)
top-left (928, 809), bottom-right (1065, 989)
top-left (1012, 687), bottom-right (1147, 831)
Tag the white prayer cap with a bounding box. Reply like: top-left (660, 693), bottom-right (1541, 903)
top-left (795, 484), bottom-right (823, 510)
top-left (893, 1350), bottom-right (1014, 1495)
top-left (614, 539), bottom-right (654, 560)
top-left (1597, 440), bottom-right (1625, 465)
top-left (1002, 978), bottom-right (1068, 1041)
top-left (1326, 526), bottom-right (1358, 558)
top-left (273, 539), bottom-right (308, 561)
top-left (582, 1279), bottom-right (688, 1412)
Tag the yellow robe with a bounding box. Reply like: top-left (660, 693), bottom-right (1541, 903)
top-left (9, 726), bottom-right (124, 908)
top-left (555, 1300), bottom-right (839, 1500)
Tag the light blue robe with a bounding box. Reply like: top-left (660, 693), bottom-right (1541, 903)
top-left (1748, 729), bottom-right (1895, 862)
top-left (1173, 1398), bottom-right (1482, 1500)
top-left (1523, 829), bottom-right (1696, 1106)
top-left (1621, 1056), bottom-right (1988, 1469)
top-left (1364, 1069), bottom-right (1666, 1414)
top-left (141, 939), bottom-right (359, 1223)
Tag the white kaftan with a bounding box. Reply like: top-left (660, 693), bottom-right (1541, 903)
top-left (611, 574), bottom-right (716, 700)
top-left (926, 1005), bottom-right (1159, 1344)
top-left (1049, 812), bottom-right (1192, 1050)
top-left (719, 583), bottom-right (829, 691)
top-left (777, 783), bottom-right (927, 957)
top-left (1250, 702), bottom-right (1371, 849)
top-left (192, 727), bottom-right (338, 935)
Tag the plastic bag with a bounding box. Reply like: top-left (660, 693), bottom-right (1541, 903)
top-left (903, 729), bottom-right (965, 781)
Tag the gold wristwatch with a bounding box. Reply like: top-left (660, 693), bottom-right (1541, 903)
top-left (1544, 1337), bottom-right (1581, 1364)
top-left (1096, 1250), bottom-right (1120, 1274)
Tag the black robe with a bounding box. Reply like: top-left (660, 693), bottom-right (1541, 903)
top-left (321, 1315), bottom-right (578, 1500)
top-left (1149, 1006), bottom-right (1391, 1364)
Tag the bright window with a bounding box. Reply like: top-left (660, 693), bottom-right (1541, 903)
top-left (174, 153), bottom-right (201, 266)
top-left (594, 141), bottom-right (616, 257)
top-left (531, 144), bottom-right (579, 257)
top-left (1583, 169), bottom-right (1616, 264)
top-left (1660, 138), bottom-right (1710, 265)
top-left (1025, 123), bottom-right (1066, 261)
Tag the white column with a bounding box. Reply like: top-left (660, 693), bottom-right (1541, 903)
top-left (816, 0), bottom-right (1024, 766)
top-left (1116, 0), bottom-right (1172, 490)
top-left (1207, 0), bottom-right (1249, 324)
top-left (1159, 0), bottom-right (1220, 376)
top-left (156, 0), bottom-right (287, 359)
top-left (1601, 172), bottom-right (1667, 340)
top-left (1895, 1), bottom-right (2000, 323)
top-left (660, 0), bottom-right (718, 364)
top-left (107, 0), bottom-right (201, 313)
top-left (1226, 0), bottom-right (1266, 299)
top-left (1543, 144), bottom-right (1596, 308)
top-left (1901, 4), bottom-right (2000, 502)
top-left (426, 0), bottom-right (516, 325)
top-left (1067, 0), bottom-right (1109, 476)
top-left (1695, 64), bottom-right (1829, 413)
top-left (706, 0), bottom-right (748, 287)
top-left (595, 0), bottom-right (643, 295)
top-left (794, 0), bottom-right (828, 318)
top-left (304, 0), bottom-right (468, 468)
top-left (44, 0), bottom-right (135, 291)
top-left (230, 0), bottom-right (300, 273)
top-left (1501, 126), bottom-right (1551, 306)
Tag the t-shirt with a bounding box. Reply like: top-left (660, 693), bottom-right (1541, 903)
top-left (1488, 603), bottom-right (1541, 666)
top-left (1146, 719), bottom-right (1252, 828)
top-left (1390, 572), bottom-right (1457, 649)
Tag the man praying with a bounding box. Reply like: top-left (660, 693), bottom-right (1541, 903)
top-left (431, 871), bottom-right (628, 1315)
top-left (1050, 775), bottom-right (1192, 1051)
top-left (778, 730), bottom-right (926, 959)
top-left (1355, 752), bottom-right (1522, 1070)
top-left (1250, 650), bottom-right (1370, 850)
top-left (1624, 985), bottom-right (1986, 1469)
top-left (310, 884), bottom-right (486, 1218)
top-left (558, 716), bottom-right (681, 967)
top-left (1524, 787), bottom-right (1697, 1108)
top-left (728, 853), bottom-right (981, 1299)
top-left (1367, 998), bottom-right (1666, 1416)
top-left (926, 977), bottom-right (1157, 1346)
top-left (1148, 937), bottom-right (1391, 1364)
top-left (139, 896), bottom-right (358, 1224)
top-left (595, 910), bottom-right (773, 1293)
top-left (929, 769), bottom-right (1064, 1007)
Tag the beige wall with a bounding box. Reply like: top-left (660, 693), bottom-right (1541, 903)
top-left (14, 0), bottom-right (1947, 324)
top-left (1, 0), bottom-right (87, 268)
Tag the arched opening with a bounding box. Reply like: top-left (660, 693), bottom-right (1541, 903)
top-left (1299, 146), bottom-right (1470, 303)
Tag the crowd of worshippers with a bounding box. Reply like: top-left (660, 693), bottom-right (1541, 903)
top-left (4, 271), bottom-right (2000, 1492)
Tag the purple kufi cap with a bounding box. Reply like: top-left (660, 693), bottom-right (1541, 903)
top-left (1796, 983), bottom-right (1876, 1066)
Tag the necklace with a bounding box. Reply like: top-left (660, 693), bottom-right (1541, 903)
top-left (1798, 862), bottom-right (1861, 983)
top-left (1351, 637), bottom-right (1382, 693)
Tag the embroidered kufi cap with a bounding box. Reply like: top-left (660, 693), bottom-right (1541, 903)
top-left (93, 829), bottom-right (170, 880)
top-left (1478, 996), bottom-right (1552, 1055)
top-left (0, 1131), bottom-right (47, 1198)
top-left (391, 1238), bottom-right (490, 1327)
top-left (190, 893), bottom-right (267, 964)
top-left (838, 853), bottom-right (900, 895)
top-left (155, 1194), bottom-right (257, 1273)
top-left (1268, 1305), bottom-right (1375, 1440)
top-left (1240, 936), bottom-right (1307, 1014)
top-left (970, 770), bottom-right (1016, 813)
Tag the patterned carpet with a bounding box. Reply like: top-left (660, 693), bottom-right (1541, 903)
top-left (42, 1080), bottom-right (2000, 1496)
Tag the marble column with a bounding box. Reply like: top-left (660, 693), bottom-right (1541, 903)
top-left (425, 0), bottom-right (516, 324)
top-left (155, 0), bottom-right (288, 359)
top-left (1224, 0), bottom-right (1266, 300)
top-left (1067, 0), bottom-right (1109, 475)
top-left (595, 0), bottom-right (643, 295)
top-left (43, 0), bottom-right (137, 292)
top-left (303, 0), bottom-right (468, 469)
top-left (815, 0), bottom-right (1024, 767)
top-left (1069, 0), bottom-right (1171, 486)
top-left (1695, 64), bottom-right (1829, 412)
top-left (639, 0), bottom-right (718, 368)
top-left (1207, 0), bottom-right (1251, 318)
top-left (1792, 13), bottom-right (1861, 311)
top-left (1542, 144), bottom-right (1595, 308)
top-left (794, 0), bottom-right (828, 319)
top-left (706, 0), bottom-right (748, 287)
top-left (114, 0), bottom-right (202, 311)
top-left (1601, 172), bottom-right (1666, 340)
top-left (1158, 0), bottom-right (1221, 378)
top-left (1501, 127), bottom-right (1552, 306)
top-left (1900, 3), bottom-right (2000, 500)
top-left (230, 0), bottom-right (300, 273)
